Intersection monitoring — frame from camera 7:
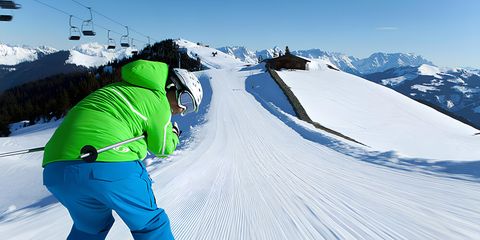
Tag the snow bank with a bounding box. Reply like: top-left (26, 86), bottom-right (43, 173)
top-left (277, 66), bottom-right (480, 161)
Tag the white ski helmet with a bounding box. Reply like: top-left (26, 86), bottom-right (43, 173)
top-left (171, 68), bottom-right (203, 114)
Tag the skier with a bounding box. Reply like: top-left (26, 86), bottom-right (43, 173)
top-left (42, 60), bottom-right (203, 240)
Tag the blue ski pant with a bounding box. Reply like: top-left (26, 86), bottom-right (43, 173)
top-left (43, 160), bottom-right (174, 240)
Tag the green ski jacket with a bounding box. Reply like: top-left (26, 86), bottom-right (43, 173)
top-left (42, 60), bottom-right (179, 167)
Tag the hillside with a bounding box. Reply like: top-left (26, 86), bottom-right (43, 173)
top-left (363, 64), bottom-right (480, 129)
top-left (0, 42), bottom-right (137, 92)
top-left (0, 51), bottom-right (87, 92)
top-left (0, 40), bottom-right (479, 240)
top-left (277, 64), bottom-right (480, 160)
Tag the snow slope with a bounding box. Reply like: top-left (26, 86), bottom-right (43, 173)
top-left (1, 41), bottom-right (480, 239)
top-left (1, 67), bottom-right (480, 239)
top-left (176, 39), bottom-right (246, 69)
top-left (277, 67), bottom-right (480, 160)
top-left (417, 64), bottom-right (442, 78)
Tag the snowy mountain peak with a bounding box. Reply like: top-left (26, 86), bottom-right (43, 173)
top-left (71, 42), bottom-right (109, 57)
top-left (66, 42), bottom-right (135, 68)
top-left (36, 45), bottom-right (58, 55)
top-left (216, 46), bottom-right (257, 64)
top-left (0, 43), bottom-right (58, 65)
top-left (0, 42), bottom-right (138, 68)
top-left (355, 52), bottom-right (434, 74)
top-left (218, 45), bottom-right (433, 75)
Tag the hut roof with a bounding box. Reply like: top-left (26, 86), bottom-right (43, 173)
top-left (265, 53), bottom-right (311, 63)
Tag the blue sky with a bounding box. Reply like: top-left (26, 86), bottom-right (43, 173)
top-left (1, 0), bottom-right (479, 68)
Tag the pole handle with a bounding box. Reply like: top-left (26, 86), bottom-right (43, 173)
top-left (79, 135), bottom-right (145, 162)
top-left (80, 145), bottom-right (98, 163)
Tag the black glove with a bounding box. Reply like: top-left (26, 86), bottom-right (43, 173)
top-left (172, 122), bottom-right (182, 137)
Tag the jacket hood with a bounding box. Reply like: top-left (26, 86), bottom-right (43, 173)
top-left (121, 60), bottom-right (169, 92)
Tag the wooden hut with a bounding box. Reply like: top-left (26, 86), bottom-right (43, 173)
top-left (265, 47), bottom-right (310, 70)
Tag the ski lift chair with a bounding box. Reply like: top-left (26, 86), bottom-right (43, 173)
top-left (142, 36), bottom-right (152, 55)
top-left (142, 44), bottom-right (151, 55)
top-left (120, 26), bottom-right (130, 48)
top-left (0, 14), bottom-right (12, 21)
top-left (107, 30), bottom-right (116, 49)
top-left (107, 40), bottom-right (116, 49)
top-left (0, 1), bottom-right (19, 21)
top-left (69, 27), bottom-right (81, 40)
top-left (0, 1), bottom-right (21, 9)
top-left (81, 7), bottom-right (95, 36)
top-left (120, 36), bottom-right (130, 47)
top-left (81, 20), bottom-right (95, 36)
top-left (68, 15), bottom-right (81, 40)
top-left (131, 39), bottom-right (138, 55)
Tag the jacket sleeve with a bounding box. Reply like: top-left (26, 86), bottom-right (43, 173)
top-left (145, 110), bottom-right (180, 158)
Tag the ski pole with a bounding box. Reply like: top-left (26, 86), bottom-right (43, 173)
top-left (0, 135), bottom-right (145, 160)
top-left (80, 135), bottom-right (145, 162)
top-left (0, 147), bottom-right (45, 158)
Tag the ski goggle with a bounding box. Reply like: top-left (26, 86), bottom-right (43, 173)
top-left (176, 90), bottom-right (196, 115)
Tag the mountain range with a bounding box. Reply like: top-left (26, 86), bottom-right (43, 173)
top-left (0, 42), bottom-right (136, 91)
top-left (1, 41), bottom-right (479, 130)
top-left (217, 46), bottom-right (434, 75)
top-left (218, 45), bottom-right (479, 130)
top-left (0, 50), bottom-right (86, 92)
top-left (363, 64), bottom-right (480, 129)
top-left (0, 44), bottom-right (57, 66)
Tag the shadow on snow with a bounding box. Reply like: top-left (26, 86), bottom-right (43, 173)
top-left (244, 69), bottom-right (480, 183)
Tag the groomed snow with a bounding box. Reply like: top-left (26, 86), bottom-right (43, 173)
top-left (1, 69), bottom-right (480, 240)
top-left (277, 68), bottom-right (480, 161)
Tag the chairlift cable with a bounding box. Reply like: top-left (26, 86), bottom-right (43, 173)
top-left (70, 0), bottom-right (156, 43)
top-left (32, 0), bottom-right (74, 18)
top-left (32, 0), bottom-right (148, 44)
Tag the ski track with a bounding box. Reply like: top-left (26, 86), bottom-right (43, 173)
top-left (152, 69), bottom-right (480, 240)
top-left (1, 68), bottom-right (480, 239)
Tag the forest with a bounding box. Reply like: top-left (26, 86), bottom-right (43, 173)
top-left (0, 39), bottom-right (202, 136)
